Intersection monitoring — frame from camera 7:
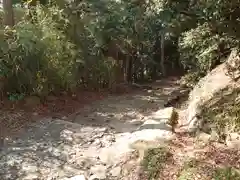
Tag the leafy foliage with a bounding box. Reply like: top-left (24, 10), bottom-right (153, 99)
top-left (0, 6), bottom-right (77, 96)
top-left (200, 87), bottom-right (240, 136)
top-left (1, 0), bottom-right (240, 100)
top-left (0, 0), bottom-right (182, 96)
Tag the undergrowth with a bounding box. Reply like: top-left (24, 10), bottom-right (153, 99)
top-left (214, 167), bottom-right (240, 180)
top-left (178, 158), bottom-right (240, 180)
top-left (200, 87), bottom-right (240, 137)
top-left (141, 147), bottom-right (172, 180)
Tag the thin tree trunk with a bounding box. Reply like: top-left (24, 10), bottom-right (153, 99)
top-left (3, 0), bottom-right (14, 27)
top-left (123, 58), bottom-right (128, 83)
top-left (127, 57), bottom-right (133, 83)
top-left (139, 63), bottom-right (144, 81)
top-left (160, 32), bottom-right (166, 76)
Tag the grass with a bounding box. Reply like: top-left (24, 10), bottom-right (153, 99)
top-left (141, 147), bottom-right (172, 180)
top-left (213, 167), bottom-right (240, 180)
top-left (178, 158), bottom-right (240, 180)
top-left (178, 167), bottom-right (198, 180)
top-left (200, 87), bottom-right (240, 139)
top-left (178, 158), bottom-right (200, 180)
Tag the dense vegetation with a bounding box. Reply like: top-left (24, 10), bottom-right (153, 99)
top-left (1, 1), bottom-right (240, 179)
top-left (1, 0), bottom-right (239, 98)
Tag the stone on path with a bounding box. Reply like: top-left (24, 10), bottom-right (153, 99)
top-left (152, 107), bottom-right (176, 121)
top-left (68, 175), bottom-right (86, 180)
top-left (90, 165), bottom-right (107, 179)
top-left (138, 119), bottom-right (172, 131)
top-left (0, 79), bottom-right (187, 180)
top-left (226, 133), bottom-right (240, 149)
top-left (110, 166), bottom-right (122, 177)
top-left (139, 107), bottom-right (177, 131)
top-left (98, 128), bottom-right (175, 165)
top-left (195, 132), bottom-right (212, 144)
top-left (0, 119), bottom-right (109, 180)
top-left (89, 174), bottom-right (103, 180)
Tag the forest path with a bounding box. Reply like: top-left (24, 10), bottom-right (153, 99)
top-left (1, 77), bottom-right (238, 180)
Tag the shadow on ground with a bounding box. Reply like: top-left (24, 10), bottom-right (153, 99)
top-left (0, 78), bottom-right (188, 180)
top-left (0, 118), bottom-right (112, 179)
top-left (70, 78), bottom-right (186, 134)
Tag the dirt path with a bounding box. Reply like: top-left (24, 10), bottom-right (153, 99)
top-left (0, 78), bottom-right (239, 180)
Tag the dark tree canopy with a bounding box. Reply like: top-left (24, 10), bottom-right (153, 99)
top-left (0, 0), bottom-right (239, 94)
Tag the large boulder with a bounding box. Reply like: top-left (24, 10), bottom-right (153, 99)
top-left (185, 49), bottom-right (240, 133)
top-left (226, 133), bottom-right (240, 149)
top-left (139, 107), bottom-right (178, 132)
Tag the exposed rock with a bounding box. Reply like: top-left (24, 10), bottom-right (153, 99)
top-left (0, 79), bottom-right (188, 180)
top-left (20, 173), bottom-right (40, 180)
top-left (164, 88), bottom-right (191, 107)
top-left (149, 107), bottom-right (179, 132)
top-left (129, 139), bottom-right (168, 160)
top-left (129, 139), bottom-right (166, 150)
top-left (226, 133), bottom-right (240, 149)
top-left (90, 165), bottom-right (107, 179)
top-left (98, 128), bottom-right (174, 166)
top-left (196, 132), bottom-right (212, 143)
top-left (152, 107), bottom-right (175, 120)
top-left (131, 129), bottom-right (175, 144)
top-left (89, 175), bottom-right (101, 180)
top-left (210, 129), bottom-right (219, 142)
top-left (225, 48), bottom-right (240, 80)
top-left (110, 166), bottom-right (121, 177)
top-left (103, 134), bottom-right (116, 145)
top-left (185, 49), bottom-right (240, 132)
top-left (92, 139), bottom-right (103, 148)
top-left (68, 175), bottom-right (86, 180)
top-left (138, 119), bottom-right (172, 131)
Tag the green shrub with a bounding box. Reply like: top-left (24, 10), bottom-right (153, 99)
top-left (179, 23), bottom-right (238, 85)
top-left (0, 5), bottom-right (78, 96)
top-left (179, 71), bottom-right (204, 88)
top-left (200, 87), bottom-right (240, 136)
top-left (0, 3), bottom-right (129, 96)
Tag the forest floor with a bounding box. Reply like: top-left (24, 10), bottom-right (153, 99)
top-left (0, 77), bottom-right (239, 180)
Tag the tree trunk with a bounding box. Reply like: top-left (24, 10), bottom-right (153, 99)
top-left (139, 63), bottom-right (144, 82)
top-left (160, 33), bottom-right (166, 76)
top-left (127, 57), bottom-right (133, 83)
top-left (123, 58), bottom-right (128, 83)
top-left (3, 0), bottom-right (14, 27)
